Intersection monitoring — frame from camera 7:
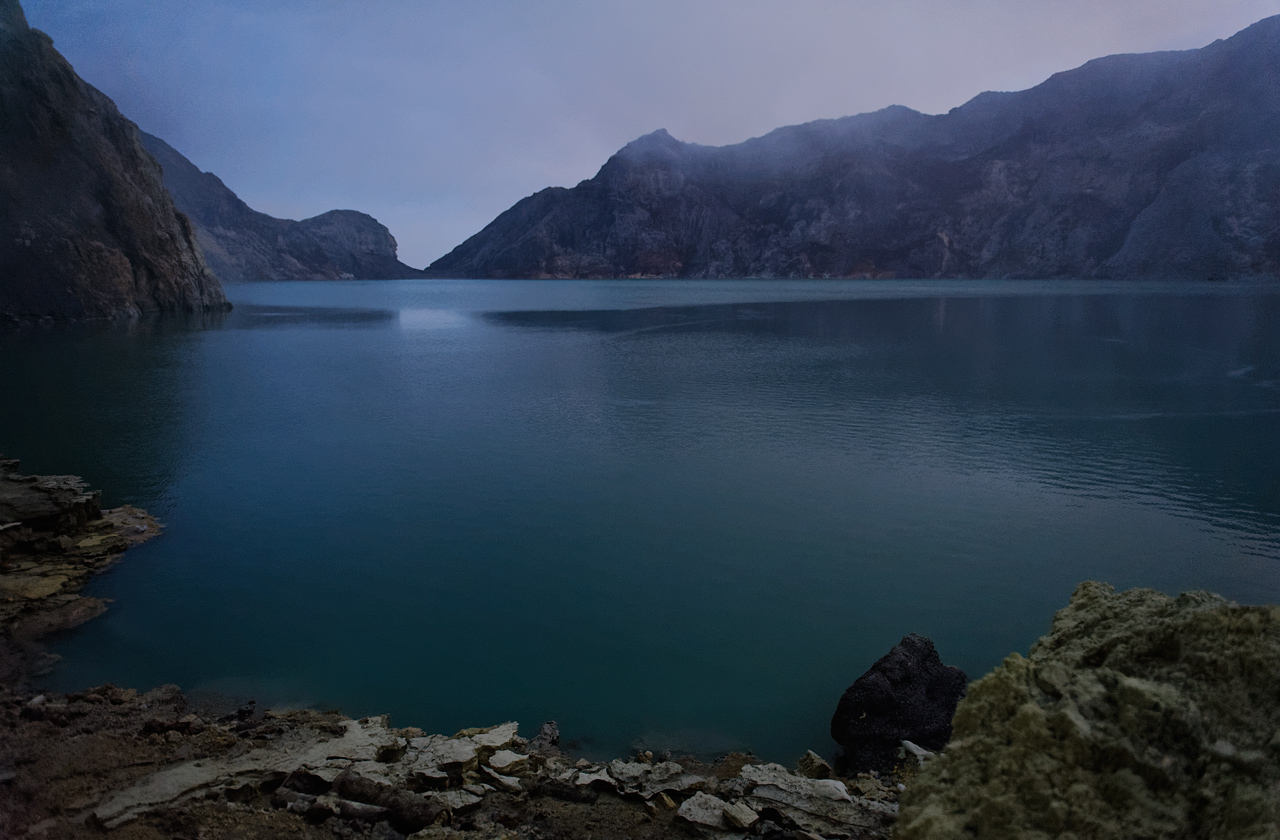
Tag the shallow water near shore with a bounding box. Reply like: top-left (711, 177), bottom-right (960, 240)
top-left (3, 278), bottom-right (1279, 762)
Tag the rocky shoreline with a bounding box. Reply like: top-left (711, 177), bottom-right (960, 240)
top-left (4, 459), bottom-right (1279, 839)
top-left (0, 459), bottom-right (903, 839)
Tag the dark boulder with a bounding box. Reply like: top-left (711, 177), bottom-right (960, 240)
top-left (830, 634), bottom-right (967, 774)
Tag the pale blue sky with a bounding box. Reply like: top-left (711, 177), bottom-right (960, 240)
top-left (23, 0), bottom-right (1280, 267)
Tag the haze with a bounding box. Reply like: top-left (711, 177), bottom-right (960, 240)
top-left (23, 0), bottom-right (1280, 268)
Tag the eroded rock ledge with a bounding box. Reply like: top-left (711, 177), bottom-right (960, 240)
top-left (0, 456), bottom-right (160, 682)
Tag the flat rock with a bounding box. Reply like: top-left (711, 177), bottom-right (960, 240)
top-left (608, 759), bottom-right (705, 798)
top-left (573, 768), bottom-right (614, 788)
top-left (0, 574), bottom-right (68, 600)
top-left (481, 766), bottom-right (524, 792)
top-left (676, 791), bottom-right (729, 830)
top-left (487, 749), bottom-right (528, 774)
top-left (410, 734), bottom-right (479, 770)
top-left (92, 717), bottom-right (394, 827)
top-left (469, 722), bottom-right (519, 749)
top-left (741, 764), bottom-right (884, 838)
top-left (427, 789), bottom-right (482, 812)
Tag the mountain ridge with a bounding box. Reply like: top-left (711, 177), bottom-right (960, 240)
top-left (431, 15), bottom-right (1280, 280)
top-left (141, 132), bottom-right (425, 283)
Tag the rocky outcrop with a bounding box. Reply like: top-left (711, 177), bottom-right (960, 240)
top-left (139, 132), bottom-right (426, 282)
top-left (831, 634), bottom-right (967, 775)
top-left (0, 456), bottom-right (160, 682)
top-left (0, 0), bottom-right (228, 320)
top-left (432, 15), bottom-right (1280, 281)
top-left (895, 582), bottom-right (1280, 840)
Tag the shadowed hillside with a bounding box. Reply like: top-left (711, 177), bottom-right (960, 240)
top-left (432, 16), bottom-right (1280, 281)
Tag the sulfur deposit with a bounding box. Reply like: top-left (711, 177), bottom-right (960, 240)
top-left (894, 581), bottom-right (1280, 840)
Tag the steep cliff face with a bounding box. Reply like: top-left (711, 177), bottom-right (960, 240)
top-left (432, 16), bottom-right (1280, 280)
top-left (140, 133), bottom-right (424, 282)
top-left (0, 0), bottom-right (227, 320)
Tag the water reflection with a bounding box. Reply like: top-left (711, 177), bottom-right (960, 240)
top-left (229, 304), bottom-right (396, 329)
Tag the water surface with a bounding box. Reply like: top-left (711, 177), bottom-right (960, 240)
top-left (2, 278), bottom-right (1278, 761)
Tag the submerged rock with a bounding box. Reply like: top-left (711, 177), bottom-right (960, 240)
top-left (895, 582), bottom-right (1280, 840)
top-left (830, 634), bottom-right (967, 774)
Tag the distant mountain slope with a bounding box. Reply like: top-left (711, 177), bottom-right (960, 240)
top-left (432, 16), bottom-right (1280, 280)
top-left (140, 133), bottom-right (424, 282)
top-left (0, 0), bottom-right (227, 320)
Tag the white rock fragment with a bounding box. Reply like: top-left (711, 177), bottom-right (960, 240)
top-left (470, 722), bottom-right (520, 749)
top-left (899, 740), bottom-right (935, 765)
top-left (482, 766), bottom-right (524, 792)
top-left (741, 763), bottom-right (882, 837)
top-left (676, 791), bottom-right (729, 829)
top-left (427, 788), bottom-right (483, 812)
top-left (409, 734), bottom-right (479, 770)
top-left (608, 759), bottom-right (705, 798)
top-left (608, 760), bottom-right (647, 788)
top-left (574, 768), bottom-right (615, 788)
top-left (723, 800), bottom-right (759, 829)
top-left (487, 749), bottom-right (529, 774)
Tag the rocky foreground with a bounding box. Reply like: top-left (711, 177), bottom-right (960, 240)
top-left (0, 457), bottom-right (902, 839)
top-left (3, 456), bottom-right (1279, 839)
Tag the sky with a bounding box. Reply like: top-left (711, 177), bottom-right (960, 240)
top-left (22, 0), bottom-right (1280, 268)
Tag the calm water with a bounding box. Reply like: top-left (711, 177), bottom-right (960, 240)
top-left (3, 278), bottom-right (1279, 762)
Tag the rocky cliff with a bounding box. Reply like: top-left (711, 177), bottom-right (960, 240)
top-left (0, 0), bottom-right (228, 320)
top-left (140, 133), bottom-right (425, 282)
top-left (432, 16), bottom-right (1280, 281)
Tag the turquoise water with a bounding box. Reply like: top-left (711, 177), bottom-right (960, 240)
top-left (2, 278), bottom-right (1279, 762)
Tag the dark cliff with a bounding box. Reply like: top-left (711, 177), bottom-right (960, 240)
top-left (0, 0), bottom-right (228, 320)
top-left (140, 133), bottom-right (424, 282)
top-left (432, 16), bottom-right (1280, 280)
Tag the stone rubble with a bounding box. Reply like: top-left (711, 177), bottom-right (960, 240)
top-left (72, 715), bottom-right (898, 838)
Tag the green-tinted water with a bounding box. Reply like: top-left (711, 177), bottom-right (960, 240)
top-left (2, 279), bottom-right (1277, 761)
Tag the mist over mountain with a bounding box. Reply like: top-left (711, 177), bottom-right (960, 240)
top-left (432, 16), bottom-right (1280, 281)
top-left (0, 0), bottom-right (226, 320)
top-left (141, 133), bottom-right (425, 283)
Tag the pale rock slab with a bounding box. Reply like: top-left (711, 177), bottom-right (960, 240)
top-left (676, 791), bottom-right (729, 830)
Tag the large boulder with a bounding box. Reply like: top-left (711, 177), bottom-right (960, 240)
top-left (830, 634), bottom-right (967, 774)
top-left (895, 582), bottom-right (1280, 840)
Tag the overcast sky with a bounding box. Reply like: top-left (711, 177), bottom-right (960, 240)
top-left (22, 0), bottom-right (1280, 267)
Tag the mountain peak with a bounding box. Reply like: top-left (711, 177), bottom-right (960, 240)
top-left (617, 128), bottom-right (687, 159)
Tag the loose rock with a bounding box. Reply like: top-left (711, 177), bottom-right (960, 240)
top-left (830, 633), bottom-right (967, 774)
